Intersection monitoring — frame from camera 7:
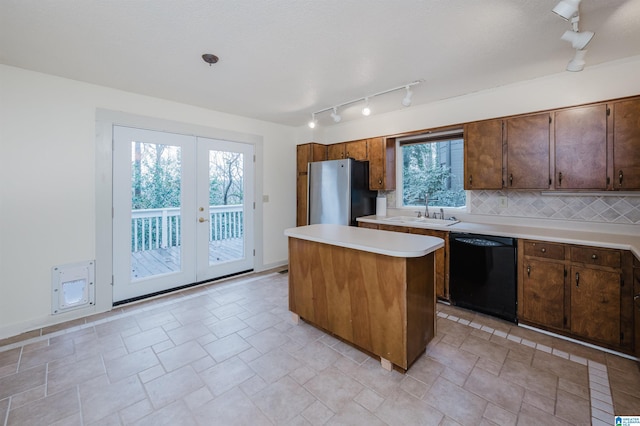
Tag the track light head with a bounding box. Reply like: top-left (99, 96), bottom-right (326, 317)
top-left (553, 0), bottom-right (581, 20)
top-left (561, 29), bottom-right (594, 50)
top-left (362, 98), bottom-right (371, 116)
top-left (401, 86), bottom-right (413, 107)
top-left (308, 113), bottom-right (317, 129)
top-left (566, 49), bottom-right (588, 72)
top-left (330, 107), bottom-right (342, 123)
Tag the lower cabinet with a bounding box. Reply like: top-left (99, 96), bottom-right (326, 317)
top-left (521, 258), bottom-right (565, 329)
top-left (570, 265), bottom-right (621, 346)
top-left (634, 256), bottom-right (640, 359)
top-left (360, 222), bottom-right (449, 300)
top-left (518, 239), bottom-right (634, 354)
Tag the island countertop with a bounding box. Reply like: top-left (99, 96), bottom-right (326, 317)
top-left (284, 224), bottom-right (444, 258)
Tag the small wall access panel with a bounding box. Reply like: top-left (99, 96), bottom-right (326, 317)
top-left (51, 260), bottom-right (95, 314)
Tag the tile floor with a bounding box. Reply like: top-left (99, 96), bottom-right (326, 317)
top-left (1, 269), bottom-right (639, 425)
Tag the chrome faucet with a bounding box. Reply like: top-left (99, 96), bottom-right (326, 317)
top-left (424, 193), bottom-right (429, 218)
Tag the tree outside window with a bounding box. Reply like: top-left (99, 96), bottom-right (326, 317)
top-left (401, 137), bottom-right (465, 208)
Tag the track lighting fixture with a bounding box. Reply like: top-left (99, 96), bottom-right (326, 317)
top-left (362, 98), bottom-right (371, 116)
top-left (401, 86), bottom-right (413, 107)
top-left (552, 0), bottom-right (581, 20)
top-left (330, 107), bottom-right (341, 123)
top-left (305, 80), bottom-right (422, 127)
top-left (308, 113), bottom-right (317, 129)
top-left (552, 0), bottom-right (594, 72)
top-left (561, 29), bottom-right (594, 50)
top-left (566, 49), bottom-right (587, 72)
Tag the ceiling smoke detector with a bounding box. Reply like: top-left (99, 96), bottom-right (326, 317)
top-left (202, 54), bottom-right (219, 66)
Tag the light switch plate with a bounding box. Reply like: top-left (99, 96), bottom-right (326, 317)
top-left (263, 195), bottom-right (269, 202)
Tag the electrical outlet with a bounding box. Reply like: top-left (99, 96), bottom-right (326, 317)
top-left (499, 196), bottom-right (508, 208)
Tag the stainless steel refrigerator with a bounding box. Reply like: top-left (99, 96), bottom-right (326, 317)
top-left (307, 158), bottom-right (377, 226)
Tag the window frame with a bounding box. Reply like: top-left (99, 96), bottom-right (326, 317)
top-left (394, 129), bottom-right (469, 213)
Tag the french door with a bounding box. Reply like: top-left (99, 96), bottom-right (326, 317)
top-left (112, 126), bottom-right (254, 303)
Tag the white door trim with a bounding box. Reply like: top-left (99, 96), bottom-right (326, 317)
top-left (95, 109), bottom-right (264, 308)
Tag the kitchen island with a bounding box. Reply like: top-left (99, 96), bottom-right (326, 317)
top-left (284, 224), bottom-right (444, 371)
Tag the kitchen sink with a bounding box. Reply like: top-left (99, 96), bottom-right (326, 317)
top-left (382, 216), bottom-right (460, 226)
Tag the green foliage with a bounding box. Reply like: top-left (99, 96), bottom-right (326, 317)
top-left (402, 142), bottom-right (465, 207)
top-left (131, 143), bottom-right (181, 209)
top-left (130, 143), bottom-right (244, 209)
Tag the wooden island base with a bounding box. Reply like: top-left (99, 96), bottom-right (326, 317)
top-left (287, 235), bottom-right (437, 371)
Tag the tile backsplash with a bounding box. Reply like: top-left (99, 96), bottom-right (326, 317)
top-left (382, 190), bottom-right (640, 225)
top-left (470, 191), bottom-right (640, 224)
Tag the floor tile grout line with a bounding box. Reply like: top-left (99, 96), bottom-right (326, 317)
top-left (0, 273), bottom-right (280, 354)
top-left (438, 311), bottom-right (614, 424)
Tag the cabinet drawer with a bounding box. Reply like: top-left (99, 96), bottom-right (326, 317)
top-left (523, 241), bottom-right (565, 260)
top-left (571, 246), bottom-right (621, 268)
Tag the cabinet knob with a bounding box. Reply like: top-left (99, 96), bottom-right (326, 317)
top-left (541, 248), bottom-right (546, 253)
top-left (591, 254), bottom-right (598, 260)
top-left (619, 170), bottom-right (624, 185)
top-left (509, 174), bottom-right (513, 186)
top-left (558, 172), bottom-right (563, 187)
top-left (468, 175), bottom-right (473, 186)
top-left (527, 265), bottom-right (531, 277)
top-left (576, 272), bottom-right (580, 287)
top-left (378, 179), bottom-right (382, 185)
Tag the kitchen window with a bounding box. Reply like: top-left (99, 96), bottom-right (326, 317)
top-left (396, 129), bottom-right (466, 210)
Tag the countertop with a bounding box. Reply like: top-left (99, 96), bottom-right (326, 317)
top-left (284, 224), bottom-right (444, 258)
top-left (357, 214), bottom-right (640, 258)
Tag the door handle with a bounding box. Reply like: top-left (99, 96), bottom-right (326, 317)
top-left (199, 217), bottom-right (209, 223)
top-left (509, 174), bottom-right (513, 186)
top-left (619, 170), bottom-right (624, 186)
top-left (558, 172), bottom-right (562, 187)
top-left (527, 265), bottom-right (531, 277)
top-left (575, 272), bottom-right (580, 287)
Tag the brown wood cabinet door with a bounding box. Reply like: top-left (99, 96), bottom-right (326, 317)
top-left (506, 113), bottom-right (550, 189)
top-left (634, 262), bottom-right (640, 359)
top-left (464, 119), bottom-right (503, 189)
top-left (345, 139), bottom-right (368, 161)
top-left (296, 144), bottom-right (311, 174)
top-left (297, 143), bottom-right (327, 173)
top-left (327, 143), bottom-right (345, 160)
top-left (296, 175), bottom-right (308, 226)
top-left (368, 137), bottom-right (395, 190)
top-left (555, 104), bottom-right (607, 190)
top-left (521, 259), bottom-right (565, 329)
top-left (410, 228), bottom-right (448, 300)
top-left (613, 98), bottom-right (640, 189)
top-left (570, 266), bottom-right (621, 346)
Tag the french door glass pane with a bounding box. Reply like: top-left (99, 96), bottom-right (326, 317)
top-left (208, 150), bottom-right (244, 265)
top-left (130, 142), bottom-right (182, 280)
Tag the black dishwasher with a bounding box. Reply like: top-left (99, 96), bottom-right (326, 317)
top-left (449, 233), bottom-right (517, 323)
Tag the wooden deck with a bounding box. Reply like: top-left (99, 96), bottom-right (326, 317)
top-left (131, 238), bottom-right (244, 279)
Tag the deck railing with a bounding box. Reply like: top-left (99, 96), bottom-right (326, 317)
top-left (131, 204), bottom-right (243, 252)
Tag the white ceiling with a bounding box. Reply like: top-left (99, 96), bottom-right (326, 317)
top-left (1, 0), bottom-right (639, 127)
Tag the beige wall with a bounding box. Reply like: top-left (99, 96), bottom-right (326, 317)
top-left (0, 65), bottom-right (297, 338)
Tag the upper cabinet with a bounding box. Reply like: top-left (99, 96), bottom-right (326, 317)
top-left (323, 138), bottom-right (395, 190)
top-left (299, 95), bottom-right (639, 196)
top-left (296, 143), bottom-right (326, 226)
top-left (327, 143), bottom-right (345, 160)
top-left (345, 139), bottom-right (368, 161)
top-left (505, 112), bottom-right (551, 190)
top-left (368, 137), bottom-right (396, 190)
top-left (327, 139), bottom-right (368, 161)
top-left (554, 104), bottom-right (608, 190)
top-left (464, 119), bottom-right (503, 190)
top-left (613, 97), bottom-right (640, 190)
top-left (297, 143), bottom-right (326, 174)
